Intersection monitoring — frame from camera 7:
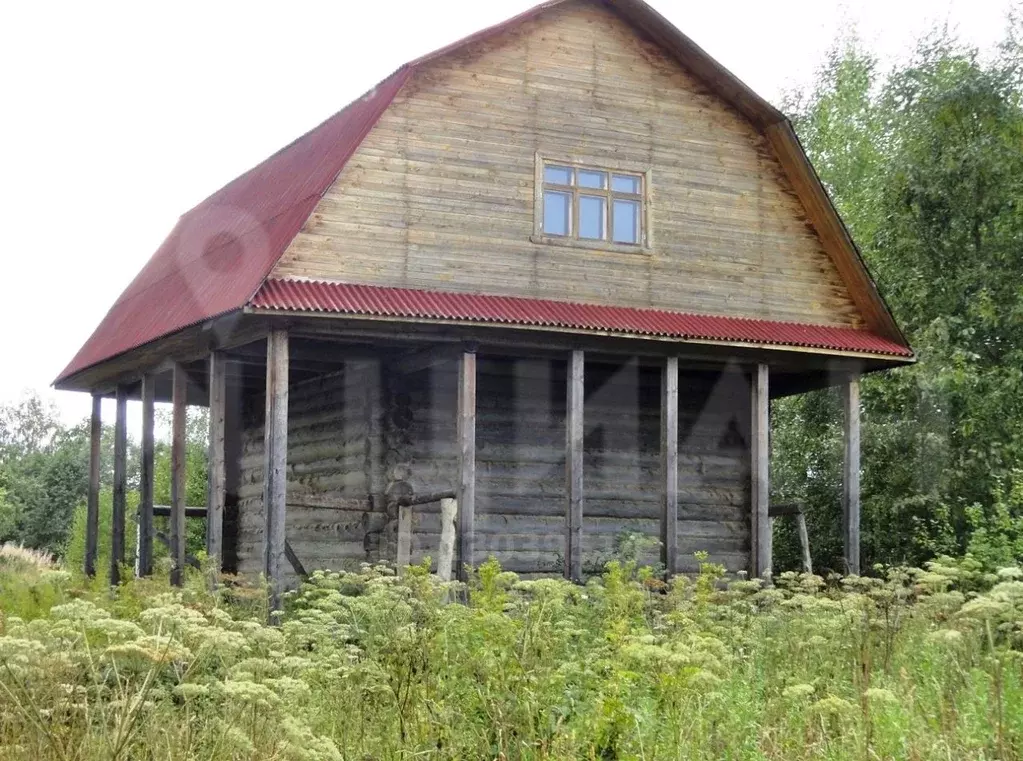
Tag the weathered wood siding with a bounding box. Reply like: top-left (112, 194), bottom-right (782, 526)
top-left (392, 356), bottom-right (750, 575)
top-left (236, 361), bottom-right (387, 582)
top-left (272, 1), bottom-right (861, 328)
top-left (235, 354), bottom-right (751, 579)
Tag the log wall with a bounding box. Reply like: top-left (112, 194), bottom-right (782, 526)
top-left (236, 361), bottom-right (388, 584)
top-left (235, 355), bottom-right (751, 581)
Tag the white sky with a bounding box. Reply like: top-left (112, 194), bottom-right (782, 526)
top-left (0, 0), bottom-right (1015, 427)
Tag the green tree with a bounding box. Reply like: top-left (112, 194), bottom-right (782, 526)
top-left (774, 25), bottom-right (1023, 571)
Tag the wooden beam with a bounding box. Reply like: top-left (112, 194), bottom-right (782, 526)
top-left (206, 352), bottom-right (227, 574)
top-left (110, 385), bottom-right (128, 584)
top-left (565, 350), bottom-right (584, 583)
top-left (84, 395), bottom-right (102, 578)
top-left (661, 356), bottom-right (679, 577)
top-left (284, 541), bottom-right (306, 578)
top-left (263, 329), bottom-right (290, 612)
top-left (170, 364), bottom-right (188, 586)
top-left (456, 350), bottom-right (477, 581)
top-left (750, 364), bottom-right (771, 579)
top-left (842, 375), bottom-right (861, 575)
top-left (137, 375), bottom-right (156, 577)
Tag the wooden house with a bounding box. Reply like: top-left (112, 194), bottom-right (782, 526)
top-left (55, 0), bottom-right (913, 600)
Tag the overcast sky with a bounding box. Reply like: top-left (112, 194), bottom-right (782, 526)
top-left (0, 0), bottom-right (1016, 426)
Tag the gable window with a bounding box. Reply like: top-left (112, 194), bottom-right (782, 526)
top-left (539, 162), bottom-right (645, 246)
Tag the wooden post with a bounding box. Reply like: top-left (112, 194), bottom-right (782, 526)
top-left (396, 505), bottom-right (412, 571)
top-left (438, 497), bottom-right (457, 583)
top-left (110, 385), bottom-right (128, 584)
top-left (565, 350), bottom-right (584, 583)
top-left (661, 356), bottom-right (679, 577)
top-left (750, 364), bottom-right (771, 579)
top-left (206, 352), bottom-right (227, 575)
top-left (85, 395), bottom-right (102, 578)
top-left (170, 364), bottom-right (188, 587)
top-left (137, 374), bottom-right (155, 577)
top-left (263, 329), bottom-right (289, 611)
top-left (796, 512), bottom-right (813, 575)
top-left (842, 375), bottom-right (861, 575)
top-left (456, 350), bottom-right (476, 581)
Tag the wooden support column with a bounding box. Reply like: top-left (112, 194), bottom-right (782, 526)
top-left (661, 356), bottom-right (679, 577)
top-left (206, 352), bottom-right (227, 575)
top-left (110, 385), bottom-right (128, 584)
top-left (565, 350), bottom-right (584, 583)
top-left (842, 375), bottom-right (861, 575)
top-left (137, 375), bottom-right (156, 577)
top-left (456, 350), bottom-right (477, 582)
top-left (170, 364), bottom-right (188, 586)
top-left (84, 395), bottom-right (102, 578)
top-left (263, 329), bottom-right (289, 611)
top-left (750, 364), bottom-right (771, 579)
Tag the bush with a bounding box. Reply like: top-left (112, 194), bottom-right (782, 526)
top-left (1, 557), bottom-right (1022, 759)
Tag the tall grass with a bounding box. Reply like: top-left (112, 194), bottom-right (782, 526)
top-left (0, 555), bottom-right (1021, 760)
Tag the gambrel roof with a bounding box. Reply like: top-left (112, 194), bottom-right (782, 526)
top-left (56, 0), bottom-right (911, 387)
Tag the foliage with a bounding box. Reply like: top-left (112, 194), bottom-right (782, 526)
top-left (2, 557), bottom-right (1023, 759)
top-left (774, 23), bottom-right (1023, 572)
top-left (0, 392), bottom-right (209, 567)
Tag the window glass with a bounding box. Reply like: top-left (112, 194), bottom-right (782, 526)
top-left (612, 199), bottom-right (640, 244)
top-left (611, 174), bottom-right (641, 194)
top-left (578, 195), bottom-right (606, 240)
top-left (543, 191), bottom-right (571, 236)
top-left (544, 165), bottom-right (573, 185)
top-left (577, 170), bottom-right (607, 189)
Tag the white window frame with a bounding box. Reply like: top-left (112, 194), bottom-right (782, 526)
top-left (532, 154), bottom-right (652, 253)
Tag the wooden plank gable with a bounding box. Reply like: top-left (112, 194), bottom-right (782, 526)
top-left (272, 0), bottom-right (863, 328)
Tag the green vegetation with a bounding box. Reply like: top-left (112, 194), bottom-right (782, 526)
top-left (773, 20), bottom-right (1023, 573)
top-left (2, 554), bottom-right (1022, 760)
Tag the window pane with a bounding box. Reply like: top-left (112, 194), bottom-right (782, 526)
top-left (577, 170), bottom-right (607, 189)
top-left (579, 195), bottom-right (606, 240)
top-left (544, 165), bottom-right (573, 185)
top-left (612, 174), bottom-right (641, 194)
top-left (613, 199), bottom-right (640, 243)
top-left (543, 191), bottom-right (571, 236)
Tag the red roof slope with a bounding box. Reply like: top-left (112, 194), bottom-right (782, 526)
top-left (56, 69), bottom-right (410, 383)
top-left (251, 278), bottom-right (913, 358)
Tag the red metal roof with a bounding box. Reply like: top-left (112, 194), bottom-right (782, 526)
top-left (250, 278), bottom-right (913, 358)
top-left (55, 69), bottom-right (410, 384)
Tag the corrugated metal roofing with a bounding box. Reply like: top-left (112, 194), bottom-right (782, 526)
top-left (55, 69), bottom-right (410, 384)
top-left (250, 278), bottom-right (914, 358)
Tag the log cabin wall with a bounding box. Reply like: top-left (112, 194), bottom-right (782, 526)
top-left (272, 0), bottom-right (862, 328)
top-left (390, 356), bottom-right (751, 576)
top-left (233, 352), bottom-right (751, 581)
top-left (235, 360), bottom-right (388, 584)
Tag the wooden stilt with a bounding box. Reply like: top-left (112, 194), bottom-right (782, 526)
top-left (566, 350), bottom-right (584, 583)
top-left (110, 385), bottom-right (128, 584)
top-left (456, 350), bottom-right (476, 581)
top-left (661, 356), bottom-right (679, 577)
top-left (438, 497), bottom-right (457, 582)
top-left (137, 375), bottom-right (155, 577)
top-left (207, 352), bottom-right (227, 575)
top-left (170, 365), bottom-right (188, 586)
top-left (750, 364), bottom-right (771, 579)
top-left (263, 329), bottom-right (289, 612)
top-left (85, 395), bottom-right (102, 578)
top-left (842, 375), bottom-right (861, 575)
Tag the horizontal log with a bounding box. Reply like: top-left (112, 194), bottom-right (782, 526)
top-left (152, 505), bottom-right (207, 519)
